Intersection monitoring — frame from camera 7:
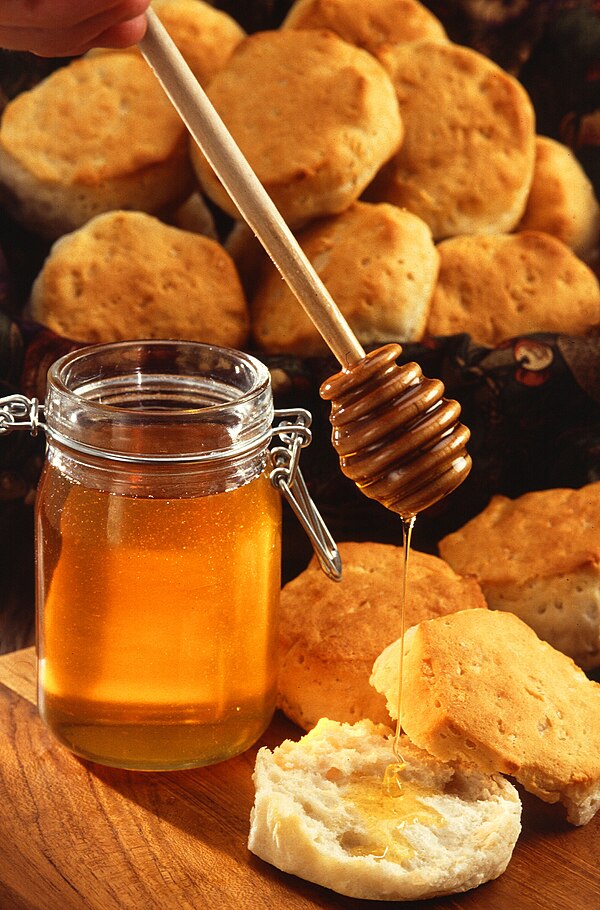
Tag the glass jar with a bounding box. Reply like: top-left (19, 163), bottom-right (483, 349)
top-left (31, 340), bottom-right (291, 771)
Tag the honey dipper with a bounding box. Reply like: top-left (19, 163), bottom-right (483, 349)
top-left (139, 10), bottom-right (471, 518)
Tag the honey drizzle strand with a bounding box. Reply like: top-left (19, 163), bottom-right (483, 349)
top-left (392, 514), bottom-right (416, 767)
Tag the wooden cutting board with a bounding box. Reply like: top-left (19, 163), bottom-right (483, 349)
top-left (0, 647), bottom-right (598, 910)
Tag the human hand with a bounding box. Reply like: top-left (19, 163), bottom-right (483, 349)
top-left (0, 1), bottom-right (151, 57)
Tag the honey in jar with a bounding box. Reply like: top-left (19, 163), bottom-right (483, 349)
top-left (35, 341), bottom-right (283, 770)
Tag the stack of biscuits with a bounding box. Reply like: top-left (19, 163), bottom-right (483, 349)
top-left (251, 478), bottom-right (600, 898)
top-left (0, 0), bottom-right (597, 347)
top-left (260, 469), bottom-right (600, 900)
top-left (250, 515), bottom-right (600, 899)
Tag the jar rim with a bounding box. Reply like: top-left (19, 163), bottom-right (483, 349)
top-left (43, 340), bottom-right (275, 464)
top-left (48, 340), bottom-right (271, 415)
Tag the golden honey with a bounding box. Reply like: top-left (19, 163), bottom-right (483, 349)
top-left (37, 469), bottom-right (280, 770)
top-left (341, 772), bottom-right (445, 862)
top-left (35, 341), bottom-right (284, 770)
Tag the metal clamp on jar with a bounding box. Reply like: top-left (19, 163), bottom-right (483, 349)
top-left (1, 340), bottom-right (340, 771)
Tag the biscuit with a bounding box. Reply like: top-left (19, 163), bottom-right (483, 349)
top-left (190, 29), bottom-right (403, 228)
top-left (517, 135), bottom-right (600, 261)
top-left (426, 231), bottom-right (600, 345)
top-left (277, 541), bottom-right (487, 731)
top-left (371, 609), bottom-right (600, 825)
top-left (249, 718), bottom-right (521, 901)
top-left (89, 0), bottom-right (245, 87)
top-left (224, 221), bottom-right (270, 299)
top-left (29, 210), bottom-right (249, 347)
top-left (0, 54), bottom-right (193, 239)
top-left (366, 41), bottom-right (535, 239)
top-left (251, 202), bottom-right (438, 355)
top-left (168, 191), bottom-right (218, 239)
top-left (282, 0), bottom-right (447, 54)
top-left (438, 483), bottom-right (600, 669)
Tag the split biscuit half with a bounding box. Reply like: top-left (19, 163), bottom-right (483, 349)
top-left (371, 609), bottom-right (600, 825)
top-left (249, 718), bottom-right (521, 901)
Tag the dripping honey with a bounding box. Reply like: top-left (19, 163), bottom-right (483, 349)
top-left (342, 772), bottom-right (444, 862)
top-left (36, 465), bottom-right (281, 770)
top-left (335, 515), bottom-right (424, 862)
top-left (352, 514), bottom-right (420, 860)
top-left (392, 514), bottom-right (416, 765)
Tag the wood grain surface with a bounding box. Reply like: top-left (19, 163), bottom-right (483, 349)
top-left (0, 648), bottom-right (598, 910)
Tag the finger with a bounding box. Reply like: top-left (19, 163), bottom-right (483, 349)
top-left (68, 0), bottom-right (150, 50)
top-left (0, 25), bottom-right (79, 55)
top-left (79, 14), bottom-right (149, 52)
top-left (0, 0), bottom-right (149, 36)
top-left (0, 1), bottom-right (124, 30)
top-left (0, 1), bottom-right (150, 56)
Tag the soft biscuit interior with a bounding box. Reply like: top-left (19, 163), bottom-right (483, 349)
top-left (249, 718), bottom-right (522, 902)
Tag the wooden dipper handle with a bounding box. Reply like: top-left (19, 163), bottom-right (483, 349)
top-left (139, 8), bottom-right (364, 367)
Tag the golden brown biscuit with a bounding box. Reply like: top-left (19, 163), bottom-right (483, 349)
top-left (438, 483), bottom-right (600, 669)
top-left (366, 41), bottom-right (535, 239)
top-left (277, 541), bottom-right (487, 731)
top-left (282, 0), bottom-right (447, 54)
top-left (89, 0), bottom-right (245, 87)
top-left (168, 191), bottom-right (218, 239)
top-left (426, 231), bottom-right (600, 345)
top-left (517, 136), bottom-right (600, 261)
top-left (371, 609), bottom-right (600, 825)
top-left (191, 29), bottom-right (403, 228)
top-left (224, 221), bottom-right (270, 299)
top-left (30, 211), bottom-right (249, 347)
top-left (0, 54), bottom-right (193, 239)
top-left (251, 202), bottom-right (438, 355)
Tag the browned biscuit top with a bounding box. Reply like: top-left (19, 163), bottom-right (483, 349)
top-left (251, 201), bottom-right (439, 355)
top-left (517, 135), bottom-right (600, 259)
top-left (282, 0), bottom-right (447, 52)
top-left (191, 29), bottom-right (403, 226)
top-left (367, 41), bottom-right (535, 239)
top-left (427, 231), bottom-right (600, 345)
top-left (0, 54), bottom-right (185, 185)
top-left (280, 541), bottom-right (486, 664)
top-left (277, 541), bottom-right (486, 729)
top-left (438, 482), bottom-right (600, 587)
top-left (30, 210), bottom-right (249, 347)
top-left (377, 610), bottom-right (600, 795)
